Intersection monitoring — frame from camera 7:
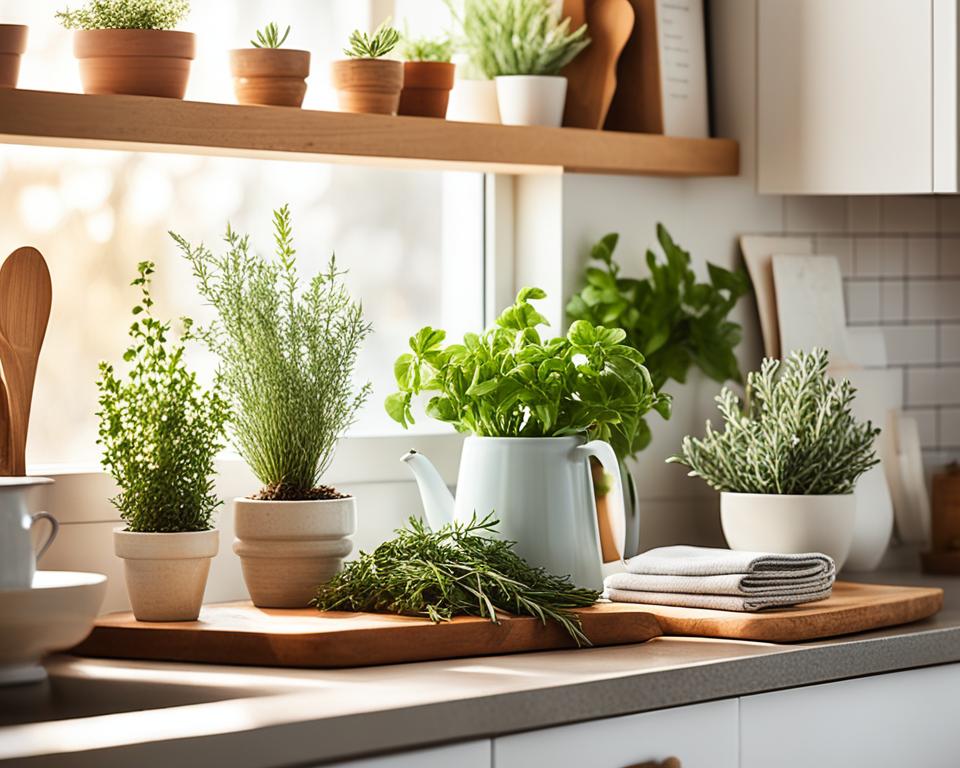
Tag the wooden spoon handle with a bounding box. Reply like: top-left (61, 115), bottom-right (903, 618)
top-left (0, 332), bottom-right (27, 476)
top-left (0, 373), bottom-right (12, 475)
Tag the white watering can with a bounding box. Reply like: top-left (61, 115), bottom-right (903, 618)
top-left (402, 435), bottom-right (626, 590)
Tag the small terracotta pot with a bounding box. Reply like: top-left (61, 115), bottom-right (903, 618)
top-left (73, 29), bottom-right (195, 99)
top-left (229, 48), bottom-right (310, 107)
top-left (398, 61), bottom-right (455, 118)
top-left (331, 58), bottom-right (403, 115)
top-left (0, 25), bottom-right (27, 89)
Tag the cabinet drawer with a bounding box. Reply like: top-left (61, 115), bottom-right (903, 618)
top-left (324, 740), bottom-right (491, 768)
top-left (494, 700), bottom-right (738, 768)
top-left (741, 663), bottom-right (960, 768)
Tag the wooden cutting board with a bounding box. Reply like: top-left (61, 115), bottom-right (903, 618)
top-left (71, 602), bottom-right (663, 668)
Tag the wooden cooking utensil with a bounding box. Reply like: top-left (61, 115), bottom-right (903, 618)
top-left (562, 0), bottom-right (635, 129)
top-left (0, 247), bottom-right (52, 477)
top-left (0, 375), bottom-right (12, 476)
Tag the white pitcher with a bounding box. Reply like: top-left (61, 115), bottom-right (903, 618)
top-left (403, 436), bottom-right (625, 590)
top-left (0, 477), bottom-right (57, 589)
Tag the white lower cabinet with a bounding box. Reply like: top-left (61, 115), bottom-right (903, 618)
top-left (493, 700), bottom-right (739, 768)
top-left (740, 664), bottom-right (960, 768)
top-left (327, 740), bottom-right (491, 768)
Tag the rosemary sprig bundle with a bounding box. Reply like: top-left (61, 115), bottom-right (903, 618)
top-left (313, 514), bottom-right (600, 645)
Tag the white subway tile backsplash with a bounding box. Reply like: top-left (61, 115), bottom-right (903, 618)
top-left (846, 281), bottom-right (881, 324)
top-left (785, 196), bottom-right (847, 233)
top-left (853, 237), bottom-right (882, 276)
top-left (907, 281), bottom-right (945, 322)
top-left (938, 197), bottom-right (960, 234)
top-left (847, 196), bottom-right (881, 232)
top-left (882, 196), bottom-right (937, 233)
top-left (883, 326), bottom-right (937, 365)
top-left (907, 408), bottom-right (939, 448)
top-left (815, 236), bottom-right (854, 275)
top-left (906, 237), bottom-right (939, 276)
top-left (940, 238), bottom-right (960, 276)
top-left (941, 409), bottom-right (960, 447)
top-left (879, 281), bottom-right (905, 322)
top-left (941, 325), bottom-right (960, 364)
top-left (938, 281), bottom-right (960, 320)
top-left (906, 368), bottom-right (960, 407)
top-left (879, 238), bottom-right (906, 276)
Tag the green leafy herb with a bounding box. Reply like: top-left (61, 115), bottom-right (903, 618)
top-left (97, 261), bottom-right (228, 533)
top-left (344, 18), bottom-right (400, 59)
top-left (171, 205), bottom-right (372, 500)
top-left (669, 348), bottom-right (880, 495)
top-left (251, 22), bottom-right (290, 49)
top-left (399, 33), bottom-right (454, 63)
top-left (386, 287), bottom-right (669, 460)
top-left (56, 0), bottom-right (189, 30)
top-left (313, 514), bottom-right (600, 645)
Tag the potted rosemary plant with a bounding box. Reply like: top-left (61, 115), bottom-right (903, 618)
top-left (398, 33), bottom-right (455, 118)
top-left (331, 19), bottom-right (403, 115)
top-left (229, 22), bottom-right (310, 108)
top-left (98, 262), bottom-right (228, 621)
top-left (56, 0), bottom-right (195, 99)
top-left (172, 205), bottom-right (372, 608)
top-left (670, 349), bottom-right (880, 569)
top-left (0, 24), bottom-right (27, 89)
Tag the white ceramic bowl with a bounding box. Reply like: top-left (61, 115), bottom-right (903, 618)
top-left (0, 571), bottom-right (107, 685)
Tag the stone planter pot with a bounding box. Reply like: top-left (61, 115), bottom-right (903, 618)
top-left (73, 29), bottom-right (195, 98)
top-left (446, 78), bottom-right (500, 123)
top-left (720, 492), bottom-right (856, 569)
top-left (398, 61), bottom-right (455, 118)
top-left (229, 48), bottom-right (310, 107)
top-left (495, 74), bottom-right (568, 127)
top-left (330, 58), bottom-right (403, 115)
top-left (114, 528), bottom-right (218, 621)
top-left (0, 25), bottom-right (27, 89)
top-left (233, 496), bottom-right (356, 608)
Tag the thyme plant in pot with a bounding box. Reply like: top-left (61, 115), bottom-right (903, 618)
top-left (0, 24), bottom-right (27, 89)
top-left (387, 288), bottom-right (668, 590)
top-left (398, 33), bottom-right (455, 118)
top-left (56, 0), bottom-right (195, 99)
top-left (229, 22), bottom-right (310, 108)
top-left (173, 205), bottom-right (372, 608)
top-left (331, 19), bottom-right (403, 115)
top-left (98, 262), bottom-right (228, 621)
top-left (670, 349), bottom-right (880, 569)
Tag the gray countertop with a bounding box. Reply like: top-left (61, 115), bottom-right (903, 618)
top-left (2, 570), bottom-right (960, 768)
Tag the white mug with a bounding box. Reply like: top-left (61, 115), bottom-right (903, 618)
top-left (0, 477), bottom-right (58, 589)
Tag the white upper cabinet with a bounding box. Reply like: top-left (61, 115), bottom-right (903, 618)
top-left (758, 0), bottom-right (959, 194)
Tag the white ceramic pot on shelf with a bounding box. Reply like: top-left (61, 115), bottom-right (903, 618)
top-left (233, 496), bottom-right (356, 608)
top-left (720, 492), bottom-right (856, 569)
top-left (495, 75), bottom-right (567, 127)
top-left (446, 78), bottom-right (501, 123)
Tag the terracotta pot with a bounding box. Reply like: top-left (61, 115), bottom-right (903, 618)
top-left (233, 496), bottom-right (356, 608)
top-left (229, 48), bottom-right (310, 107)
top-left (0, 25), bottom-right (27, 89)
top-left (114, 528), bottom-right (218, 621)
top-left (330, 58), bottom-right (403, 115)
top-left (398, 61), bottom-right (455, 118)
top-left (73, 29), bottom-right (195, 98)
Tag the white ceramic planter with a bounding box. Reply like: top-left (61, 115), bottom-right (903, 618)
top-left (845, 463), bottom-right (894, 572)
top-left (233, 496), bottom-right (356, 608)
top-left (495, 75), bottom-right (567, 127)
top-left (446, 78), bottom-right (501, 123)
top-left (114, 528), bottom-right (218, 621)
top-left (720, 492), bottom-right (856, 569)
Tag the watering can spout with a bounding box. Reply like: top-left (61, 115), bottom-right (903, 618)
top-left (401, 450), bottom-right (455, 531)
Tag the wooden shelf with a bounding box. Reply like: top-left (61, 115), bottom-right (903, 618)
top-left (0, 89), bottom-right (739, 177)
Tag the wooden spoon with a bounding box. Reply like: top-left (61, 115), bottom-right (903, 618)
top-left (0, 247), bottom-right (52, 476)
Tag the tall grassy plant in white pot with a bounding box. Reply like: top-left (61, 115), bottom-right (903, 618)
top-left (98, 261), bottom-right (228, 621)
top-left (172, 205), bottom-right (372, 608)
top-left (670, 349), bottom-right (880, 569)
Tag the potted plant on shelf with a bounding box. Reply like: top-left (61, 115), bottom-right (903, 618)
top-left (229, 22), bottom-right (310, 108)
top-left (398, 32), bottom-right (455, 118)
top-left (331, 19), bottom-right (403, 115)
top-left (98, 261), bottom-right (228, 622)
top-left (669, 348), bottom-right (880, 570)
top-left (0, 24), bottom-right (27, 89)
top-left (445, 0), bottom-right (501, 123)
top-left (172, 205), bottom-right (372, 608)
top-left (56, 0), bottom-right (194, 98)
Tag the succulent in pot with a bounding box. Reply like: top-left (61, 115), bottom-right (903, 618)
top-left (331, 19), bottom-right (403, 115)
top-left (0, 24), bottom-right (28, 89)
top-left (397, 33), bottom-right (455, 119)
top-left (669, 348), bottom-right (880, 569)
top-left (97, 261), bottom-right (229, 621)
top-left (229, 22), bottom-right (310, 108)
top-left (172, 205), bottom-right (372, 608)
top-left (57, 0), bottom-right (195, 99)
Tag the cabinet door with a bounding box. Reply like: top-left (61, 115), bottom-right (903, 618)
top-left (741, 664), bottom-right (960, 768)
top-left (758, 0), bottom-right (933, 194)
top-left (324, 740), bottom-right (491, 768)
top-left (494, 700), bottom-right (738, 768)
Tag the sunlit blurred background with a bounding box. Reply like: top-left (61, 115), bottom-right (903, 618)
top-left (0, 0), bottom-right (486, 465)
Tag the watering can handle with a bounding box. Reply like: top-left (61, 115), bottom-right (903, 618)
top-left (575, 439), bottom-right (626, 563)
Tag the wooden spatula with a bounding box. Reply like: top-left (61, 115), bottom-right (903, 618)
top-left (0, 247), bottom-right (52, 476)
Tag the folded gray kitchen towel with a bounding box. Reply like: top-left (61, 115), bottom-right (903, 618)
top-left (602, 545), bottom-right (836, 612)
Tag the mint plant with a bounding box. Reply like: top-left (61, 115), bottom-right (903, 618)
top-left (57, 0), bottom-right (189, 29)
top-left (399, 33), bottom-right (453, 63)
top-left (344, 19), bottom-right (400, 59)
top-left (251, 22), bottom-right (290, 49)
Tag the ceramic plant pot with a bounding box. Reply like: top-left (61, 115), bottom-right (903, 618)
top-left (398, 61), bottom-right (455, 118)
top-left (233, 496), bottom-right (357, 608)
top-left (73, 29), bottom-right (195, 98)
top-left (720, 492), bottom-right (856, 569)
top-left (330, 58), bottom-right (403, 115)
top-left (0, 25), bottom-right (27, 89)
top-left (229, 48), bottom-right (310, 107)
top-left (446, 78), bottom-right (500, 123)
top-left (114, 528), bottom-right (218, 621)
top-left (495, 74), bottom-right (567, 127)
